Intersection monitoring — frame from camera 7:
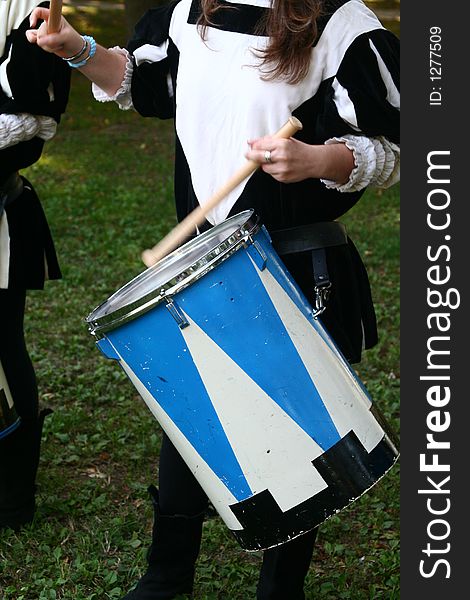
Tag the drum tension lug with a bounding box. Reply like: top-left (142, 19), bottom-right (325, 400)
top-left (246, 237), bottom-right (267, 271)
top-left (164, 297), bottom-right (190, 329)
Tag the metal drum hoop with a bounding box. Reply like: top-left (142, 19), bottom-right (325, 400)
top-left (86, 210), bottom-right (260, 338)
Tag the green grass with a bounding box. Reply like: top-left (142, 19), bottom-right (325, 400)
top-left (0, 5), bottom-right (399, 600)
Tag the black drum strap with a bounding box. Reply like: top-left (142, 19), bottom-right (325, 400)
top-left (269, 221), bottom-right (348, 256)
top-left (311, 247), bottom-right (332, 316)
top-left (311, 247), bottom-right (330, 287)
top-left (270, 222), bottom-right (347, 317)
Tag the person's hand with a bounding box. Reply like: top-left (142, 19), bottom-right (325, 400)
top-left (245, 136), bottom-right (320, 183)
top-left (245, 135), bottom-right (354, 185)
top-left (26, 6), bottom-right (84, 60)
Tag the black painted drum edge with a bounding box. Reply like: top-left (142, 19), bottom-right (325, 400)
top-left (230, 429), bottom-right (399, 551)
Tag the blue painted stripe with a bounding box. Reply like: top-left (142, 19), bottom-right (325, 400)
top-left (105, 308), bottom-right (253, 501)
top-left (255, 232), bottom-right (372, 402)
top-left (255, 228), bottom-right (318, 322)
top-left (178, 243), bottom-right (341, 451)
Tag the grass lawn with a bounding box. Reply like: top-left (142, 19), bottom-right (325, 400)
top-left (0, 4), bottom-right (400, 599)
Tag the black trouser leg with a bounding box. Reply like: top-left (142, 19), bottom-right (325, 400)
top-left (124, 432), bottom-right (317, 600)
top-left (257, 528), bottom-right (318, 600)
top-left (0, 410), bottom-right (50, 529)
top-left (0, 289), bottom-right (38, 421)
top-left (157, 432), bottom-right (209, 517)
top-left (0, 289), bottom-right (48, 530)
top-left (123, 434), bottom-right (207, 600)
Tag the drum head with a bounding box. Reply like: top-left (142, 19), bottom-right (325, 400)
top-left (86, 210), bottom-right (259, 337)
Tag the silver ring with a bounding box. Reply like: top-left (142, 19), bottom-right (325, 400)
top-left (264, 150), bottom-right (272, 164)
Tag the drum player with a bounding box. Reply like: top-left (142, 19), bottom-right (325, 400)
top-left (27, 0), bottom-right (399, 597)
top-left (0, 0), bottom-right (70, 531)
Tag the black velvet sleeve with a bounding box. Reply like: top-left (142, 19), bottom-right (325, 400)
top-left (127, 1), bottom-right (181, 119)
top-left (314, 29), bottom-right (400, 145)
top-left (1, 3), bottom-right (71, 122)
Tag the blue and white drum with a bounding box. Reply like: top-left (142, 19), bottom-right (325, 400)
top-left (86, 210), bottom-right (398, 551)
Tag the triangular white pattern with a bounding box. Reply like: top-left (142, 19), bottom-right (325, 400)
top-left (111, 344), bottom-right (244, 531)
top-left (252, 259), bottom-right (385, 453)
top-left (180, 312), bottom-right (328, 513)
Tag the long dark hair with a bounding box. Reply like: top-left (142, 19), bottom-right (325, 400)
top-left (197, 0), bottom-right (324, 84)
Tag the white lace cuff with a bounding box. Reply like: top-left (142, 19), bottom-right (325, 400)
top-left (373, 137), bottom-right (400, 188)
top-left (321, 135), bottom-right (400, 192)
top-left (0, 113), bottom-right (57, 149)
top-left (92, 47), bottom-right (134, 110)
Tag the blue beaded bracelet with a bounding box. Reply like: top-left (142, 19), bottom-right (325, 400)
top-left (67, 35), bottom-right (96, 68)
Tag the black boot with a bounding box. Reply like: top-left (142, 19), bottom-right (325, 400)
top-left (0, 408), bottom-right (51, 530)
top-left (123, 485), bottom-right (205, 600)
top-left (257, 528), bottom-right (318, 600)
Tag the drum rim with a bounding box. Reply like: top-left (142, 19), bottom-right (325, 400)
top-left (86, 210), bottom-right (260, 337)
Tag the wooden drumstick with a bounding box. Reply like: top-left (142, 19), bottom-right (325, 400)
top-left (47, 0), bottom-right (63, 34)
top-left (141, 116), bottom-right (303, 267)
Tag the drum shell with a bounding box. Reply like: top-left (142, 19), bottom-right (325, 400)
top-left (88, 218), bottom-right (398, 550)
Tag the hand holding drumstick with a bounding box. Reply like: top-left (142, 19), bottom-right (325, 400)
top-left (141, 117), bottom-right (303, 268)
top-left (47, 0), bottom-right (63, 33)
